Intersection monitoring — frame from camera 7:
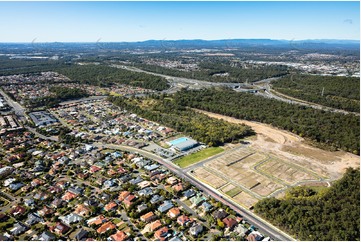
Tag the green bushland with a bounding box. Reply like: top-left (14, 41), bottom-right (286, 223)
top-left (108, 95), bottom-right (254, 147)
top-left (134, 62), bottom-right (289, 83)
top-left (174, 87), bottom-right (360, 154)
top-left (254, 168), bottom-right (360, 241)
top-left (57, 64), bottom-right (169, 91)
top-left (272, 74), bottom-right (360, 112)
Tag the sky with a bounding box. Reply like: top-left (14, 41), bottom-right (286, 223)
top-left (0, 1), bottom-right (359, 42)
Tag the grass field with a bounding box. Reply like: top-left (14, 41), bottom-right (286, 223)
top-left (174, 147), bottom-right (224, 168)
top-left (113, 218), bottom-right (122, 224)
top-left (109, 91), bottom-right (122, 96)
top-left (225, 187), bottom-right (243, 197)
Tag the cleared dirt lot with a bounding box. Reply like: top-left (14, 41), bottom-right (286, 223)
top-left (233, 192), bottom-right (259, 208)
top-left (192, 167), bottom-right (228, 189)
top-left (203, 149), bottom-right (286, 197)
top-left (190, 109), bottom-right (360, 207)
top-left (257, 159), bottom-right (320, 184)
top-left (196, 109), bottom-right (359, 180)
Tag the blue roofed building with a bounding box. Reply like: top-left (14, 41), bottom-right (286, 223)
top-left (158, 200), bottom-right (174, 213)
top-left (167, 137), bottom-right (199, 152)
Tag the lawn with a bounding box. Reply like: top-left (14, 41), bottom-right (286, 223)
top-left (113, 218), bottom-right (123, 224)
top-left (225, 187), bottom-right (243, 197)
top-left (174, 147), bottom-right (224, 168)
top-left (109, 91), bottom-right (123, 96)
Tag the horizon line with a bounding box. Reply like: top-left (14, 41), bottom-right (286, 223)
top-left (0, 38), bottom-right (359, 44)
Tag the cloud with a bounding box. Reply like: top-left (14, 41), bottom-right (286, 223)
top-left (343, 19), bottom-right (353, 24)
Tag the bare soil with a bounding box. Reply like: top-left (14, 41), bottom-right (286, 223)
top-left (196, 109), bottom-right (360, 181)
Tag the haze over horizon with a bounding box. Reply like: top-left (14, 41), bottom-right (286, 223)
top-left (1, 38), bottom-right (360, 44)
top-left (0, 1), bottom-right (359, 42)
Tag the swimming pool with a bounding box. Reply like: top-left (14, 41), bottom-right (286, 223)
top-left (168, 137), bottom-right (189, 146)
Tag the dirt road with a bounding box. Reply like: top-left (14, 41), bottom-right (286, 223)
top-left (196, 109), bottom-right (360, 180)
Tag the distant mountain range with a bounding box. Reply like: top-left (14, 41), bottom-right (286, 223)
top-left (0, 38), bottom-right (359, 50)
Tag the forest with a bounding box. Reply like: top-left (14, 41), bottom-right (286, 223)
top-left (56, 64), bottom-right (169, 91)
top-left (0, 57), bottom-right (68, 76)
top-left (108, 95), bottom-right (254, 146)
top-left (272, 74), bottom-right (360, 112)
top-left (134, 62), bottom-right (289, 83)
top-left (174, 88), bottom-right (360, 154)
top-left (254, 168), bottom-right (360, 241)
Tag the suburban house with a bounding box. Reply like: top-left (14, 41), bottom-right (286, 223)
top-left (201, 202), bottom-right (213, 212)
top-left (87, 215), bottom-right (108, 226)
top-left (190, 194), bottom-right (207, 207)
top-left (167, 207), bottom-right (181, 219)
top-left (154, 226), bottom-right (169, 241)
top-left (189, 223), bottom-right (203, 237)
top-left (50, 222), bottom-right (70, 235)
top-left (166, 176), bottom-right (178, 186)
top-left (137, 203), bottom-right (148, 213)
top-left (38, 231), bottom-right (56, 241)
top-left (108, 230), bottom-right (128, 241)
top-left (104, 201), bottom-right (118, 212)
top-left (25, 213), bottom-right (43, 226)
top-left (123, 194), bottom-right (136, 207)
top-left (96, 221), bottom-right (116, 234)
top-left (10, 223), bottom-right (28, 236)
top-left (118, 191), bottom-right (130, 202)
top-left (74, 204), bottom-right (91, 217)
top-left (140, 211), bottom-right (157, 223)
top-left (177, 215), bottom-right (191, 226)
top-left (60, 213), bottom-right (83, 225)
top-left (172, 183), bottom-right (184, 193)
top-left (137, 187), bottom-right (153, 196)
top-left (150, 194), bottom-right (164, 205)
top-left (158, 200), bottom-right (174, 213)
top-left (73, 228), bottom-right (89, 241)
top-left (247, 231), bottom-right (264, 241)
top-left (223, 217), bottom-right (238, 230)
top-left (9, 205), bottom-right (26, 217)
top-left (142, 220), bottom-right (162, 234)
top-left (213, 209), bottom-right (228, 220)
top-left (183, 189), bottom-right (196, 199)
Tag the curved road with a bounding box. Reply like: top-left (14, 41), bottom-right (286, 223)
top-left (92, 142), bottom-right (294, 241)
top-left (253, 81), bottom-right (358, 116)
top-left (113, 64), bottom-right (358, 116)
top-left (1, 76), bottom-right (294, 240)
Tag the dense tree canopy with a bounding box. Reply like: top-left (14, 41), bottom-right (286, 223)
top-left (272, 75), bottom-right (360, 112)
top-left (0, 57), bottom-right (68, 76)
top-left (108, 95), bottom-right (254, 146)
top-left (134, 62), bottom-right (289, 83)
top-left (57, 64), bottom-right (170, 91)
top-left (174, 88), bottom-right (360, 154)
top-left (254, 168), bottom-right (360, 241)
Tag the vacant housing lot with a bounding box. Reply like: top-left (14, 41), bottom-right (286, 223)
top-left (189, 145), bottom-right (334, 208)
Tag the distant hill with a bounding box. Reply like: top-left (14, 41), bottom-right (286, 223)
top-left (0, 38), bottom-right (359, 51)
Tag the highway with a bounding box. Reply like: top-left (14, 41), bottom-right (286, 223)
top-left (111, 64), bottom-right (254, 93)
top-left (253, 81), bottom-right (359, 116)
top-left (0, 79), bottom-right (295, 240)
top-left (114, 64), bottom-right (359, 116)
